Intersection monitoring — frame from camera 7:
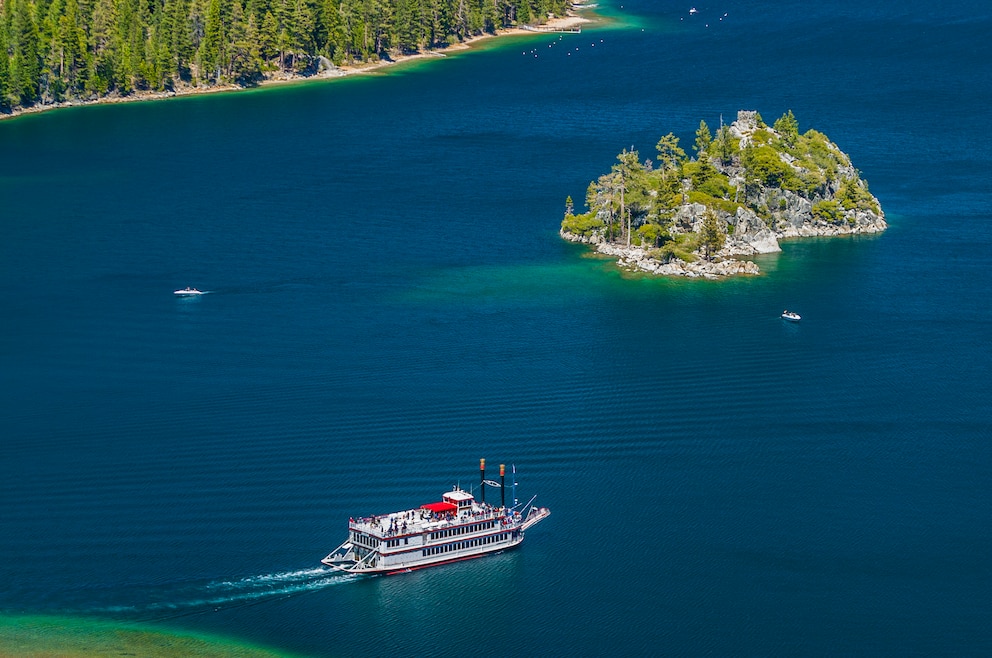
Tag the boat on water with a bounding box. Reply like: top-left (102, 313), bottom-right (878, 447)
top-left (782, 310), bottom-right (801, 322)
top-left (322, 460), bottom-right (550, 575)
top-left (174, 287), bottom-right (204, 296)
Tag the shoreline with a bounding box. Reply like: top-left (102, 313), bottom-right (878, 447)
top-left (0, 13), bottom-right (593, 124)
top-left (562, 219), bottom-right (887, 279)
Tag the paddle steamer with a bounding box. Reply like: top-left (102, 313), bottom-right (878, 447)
top-left (321, 461), bottom-right (550, 575)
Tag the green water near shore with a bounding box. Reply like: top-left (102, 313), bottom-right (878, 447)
top-left (0, 615), bottom-right (304, 657)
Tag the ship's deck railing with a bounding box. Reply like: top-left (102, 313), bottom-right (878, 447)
top-left (348, 504), bottom-right (517, 538)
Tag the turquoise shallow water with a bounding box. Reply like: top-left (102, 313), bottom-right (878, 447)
top-left (1, 1), bottom-right (991, 655)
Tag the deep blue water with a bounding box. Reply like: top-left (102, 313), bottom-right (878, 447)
top-left (2, 0), bottom-right (991, 655)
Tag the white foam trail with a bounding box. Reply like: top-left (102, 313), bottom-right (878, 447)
top-left (89, 568), bottom-right (357, 616)
top-left (205, 567), bottom-right (330, 590)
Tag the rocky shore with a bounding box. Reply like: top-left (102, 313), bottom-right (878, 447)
top-left (562, 230), bottom-right (763, 277)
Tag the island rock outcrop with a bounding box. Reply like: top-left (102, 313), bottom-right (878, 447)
top-left (560, 110), bottom-right (885, 277)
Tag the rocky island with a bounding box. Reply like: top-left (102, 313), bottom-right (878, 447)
top-left (560, 110), bottom-right (886, 277)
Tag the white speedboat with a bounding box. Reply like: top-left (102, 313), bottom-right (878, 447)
top-left (174, 287), bottom-right (204, 296)
top-left (322, 460), bottom-right (549, 575)
top-left (781, 310), bottom-right (801, 322)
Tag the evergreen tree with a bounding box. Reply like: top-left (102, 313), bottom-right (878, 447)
top-left (0, 26), bottom-right (10, 107)
top-left (238, 12), bottom-right (263, 81)
top-left (9, 0), bottom-right (42, 104)
top-left (259, 10), bottom-right (278, 62)
top-left (111, 0), bottom-right (138, 92)
top-left (612, 149), bottom-right (642, 247)
top-left (168, 0), bottom-right (196, 83)
top-left (319, 0), bottom-right (344, 61)
top-left (694, 119), bottom-right (711, 157)
top-left (40, 0), bottom-right (65, 101)
top-left (289, 0), bottom-right (316, 70)
top-left (59, 0), bottom-right (89, 95)
top-left (86, 0), bottom-right (113, 95)
top-left (773, 109), bottom-right (799, 148)
top-left (392, 0), bottom-right (417, 53)
top-left (699, 208), bottom-right (725, 260)
top-left (199, 0), bottom-right (224, 82)
top-left (149, 0), bottom-right (173, 88)
top-left (713, 124), bottom-right (735, 165)
top-left (655, 132), bottom-right (686, 181)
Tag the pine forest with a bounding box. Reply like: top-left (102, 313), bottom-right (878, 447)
top-left (0, 0), bottom-right (570, 111)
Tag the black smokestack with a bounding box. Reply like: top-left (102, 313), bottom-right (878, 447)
top-left (500, 463), bottom-right (505, 508)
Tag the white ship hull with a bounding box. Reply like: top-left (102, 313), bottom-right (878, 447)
top-left (323, 529), bottom-right (525, 575)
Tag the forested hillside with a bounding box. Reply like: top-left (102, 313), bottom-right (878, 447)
top-left (0, 0), bottom-right (569, 110)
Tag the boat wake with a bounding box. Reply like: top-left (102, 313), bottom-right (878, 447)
top-left (86, 567), bottom-right (356, 621)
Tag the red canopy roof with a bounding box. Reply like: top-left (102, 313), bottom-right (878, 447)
top-left (421, 502), bottom-right (457, 513)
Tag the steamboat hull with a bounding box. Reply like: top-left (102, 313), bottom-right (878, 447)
top-left (322, 464), bottom-right (549, 575)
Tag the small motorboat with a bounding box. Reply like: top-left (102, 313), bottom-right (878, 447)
top-left (781, 310), bottom-right (801, 322)
top-left (174, 287), bottom-right (204, 296)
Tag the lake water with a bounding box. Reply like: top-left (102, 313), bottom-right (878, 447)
top-left (1, 0), bottom-right (991, 655)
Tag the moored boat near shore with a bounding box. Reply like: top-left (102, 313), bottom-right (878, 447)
top-left (322, 461), bottom-right (550, 575)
